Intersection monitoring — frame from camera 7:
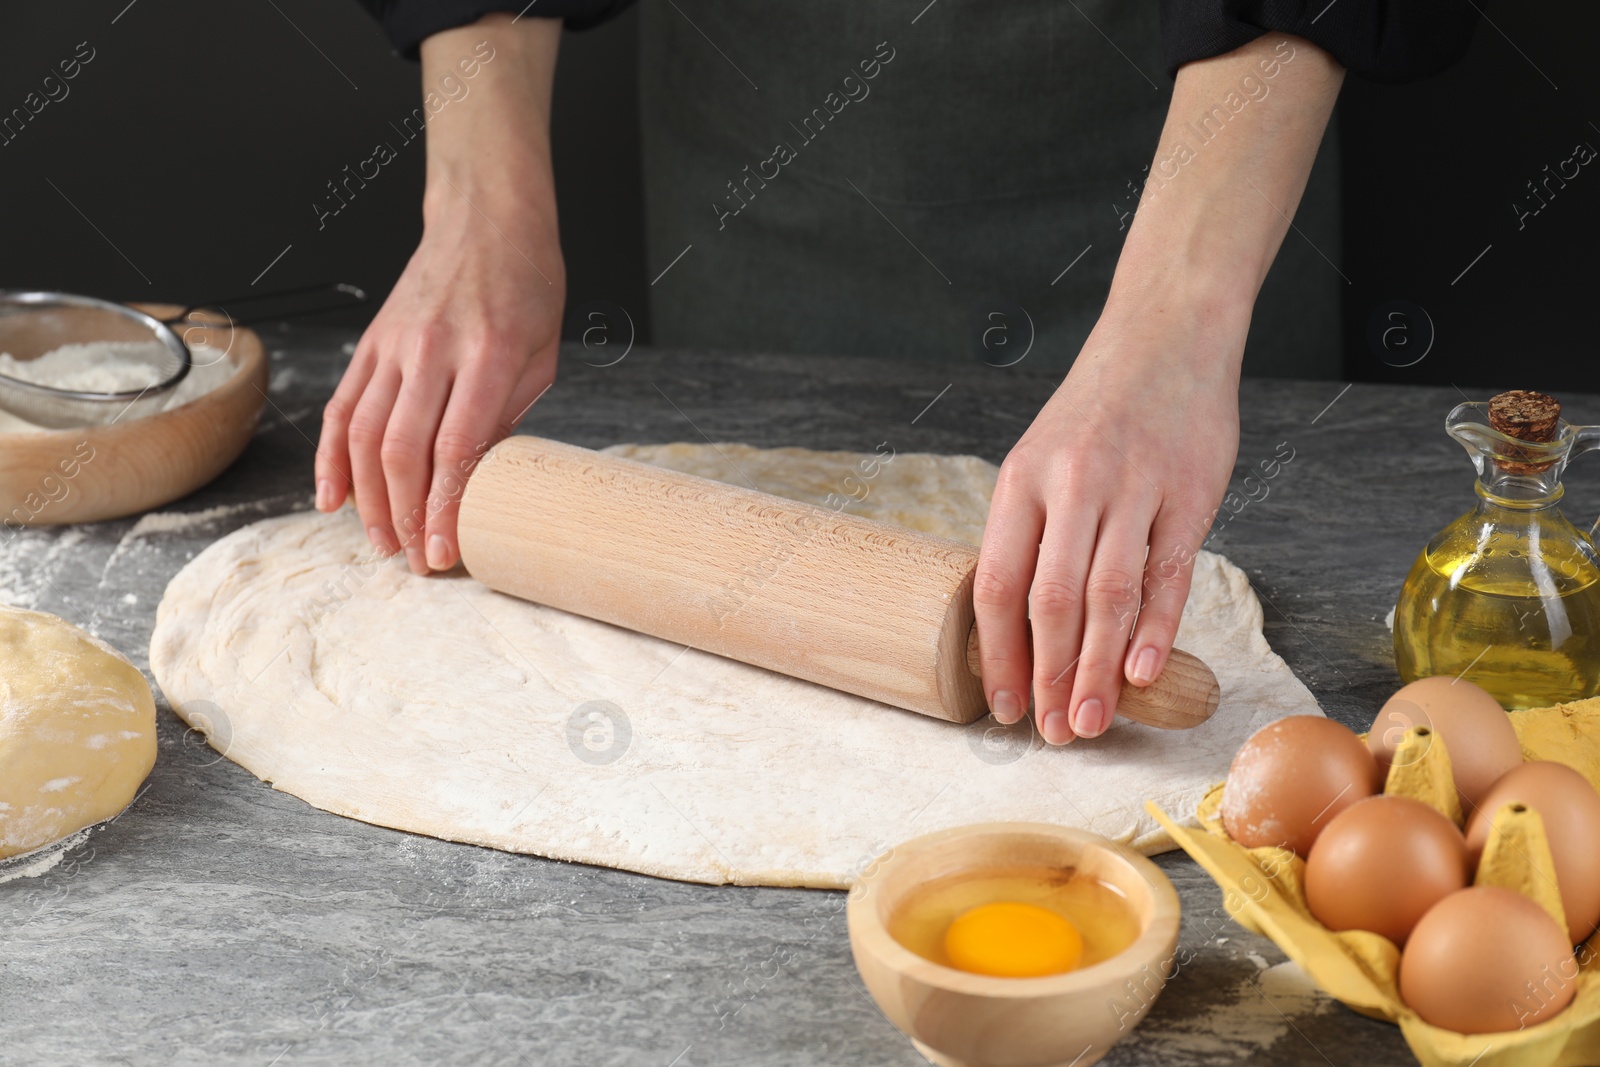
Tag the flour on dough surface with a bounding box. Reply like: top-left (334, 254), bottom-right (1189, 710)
top-left (150, 442), bottom-right (1323, 888)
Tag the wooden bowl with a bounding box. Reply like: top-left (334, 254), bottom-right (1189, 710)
top-left (0, 308), bottom-right (267, 527)
top-left (847, 822), bottom-right (1181, 1067)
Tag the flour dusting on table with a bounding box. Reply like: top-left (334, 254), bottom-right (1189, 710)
top-left (1121, 961), bottom-right (1338, 1063)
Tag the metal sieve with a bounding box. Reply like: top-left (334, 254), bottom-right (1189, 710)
top-left (0, 283), bottom-right (365, 429)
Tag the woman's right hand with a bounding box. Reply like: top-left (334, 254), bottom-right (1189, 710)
top-left (314, 14), bottom-right (565, 576)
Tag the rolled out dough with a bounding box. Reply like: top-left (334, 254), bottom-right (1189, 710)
top-left (150, 442), bottom-right (1323, 888)
top-left (0, 605), bottom-right (157, 859)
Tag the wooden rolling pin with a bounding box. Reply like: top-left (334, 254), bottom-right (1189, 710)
top-left (457, 437), bottom-right (1221, 729)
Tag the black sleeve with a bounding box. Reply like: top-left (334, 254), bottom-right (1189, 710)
top-left (356, 0), bottom-right (637, 58)
top-left (1159, 1), bottom-right (1481, 83)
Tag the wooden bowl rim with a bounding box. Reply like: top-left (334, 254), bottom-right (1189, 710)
top-left (847, 821), bottom-right (1182, 1000)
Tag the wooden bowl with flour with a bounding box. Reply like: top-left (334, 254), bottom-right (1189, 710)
top-left (0, 306), bottom-right (268, 527)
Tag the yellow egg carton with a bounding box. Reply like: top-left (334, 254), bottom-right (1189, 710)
top-left (1148, 697), bottom-right (1600, 1067)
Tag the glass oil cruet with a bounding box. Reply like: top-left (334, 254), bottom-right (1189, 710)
top-left (1394, 390), bottom-right (1600, 709)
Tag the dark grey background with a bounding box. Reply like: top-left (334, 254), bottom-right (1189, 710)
top-left (0, 1), bottom-right (1594, 390)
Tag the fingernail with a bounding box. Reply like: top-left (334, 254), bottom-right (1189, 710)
top-left (1041, 709), bottom-right (1075, 745)
top-left (427, 534), bottom-right (452, 571)
top-left (368, 527), bottom-right (394, 556)
top-left (315, 479), bottom-right (333, 511)
top-left (1073, 698), bottom-right (1110, 738)
top-left (990, 690), bottom-right (1021, 724)
top-left (1132, 647), bottom-right (1162, 686)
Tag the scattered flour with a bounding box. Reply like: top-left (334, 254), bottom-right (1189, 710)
top-left (269, 365), bottom-right (299, 393)
top-left (125, 497), bottom-right (295, 538)
top-left (79, 497), bottom-right (306, 611)
top-left (0, 548), bottom-right (31, 609)
top-left (0, 828), bottom-right (90, 884)
top-left (1124, 961), bottom-right (1339, 1064)
top-left (1384, 606), bottom-right (1396, 631)
top-left (0, 342), bottom-right (237, 433)
top-left (0, 527), bottom-right (89, 610)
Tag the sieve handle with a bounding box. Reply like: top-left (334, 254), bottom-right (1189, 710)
top-left (158, 282), bottom-right (367, 330)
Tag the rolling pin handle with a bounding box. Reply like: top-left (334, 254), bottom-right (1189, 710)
top-left (964, 624), bottom-right (1220, 731)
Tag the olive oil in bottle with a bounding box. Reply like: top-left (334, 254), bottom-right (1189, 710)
top-left (1394, 390), bottom-right (1600, 709)
top-left (1394, 510), bottom-right (1600, 708)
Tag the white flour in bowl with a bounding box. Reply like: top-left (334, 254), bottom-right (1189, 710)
top-left (0, 341), bottom-right (169, 393)
top-left (0, 342), bottom-right (237, 433)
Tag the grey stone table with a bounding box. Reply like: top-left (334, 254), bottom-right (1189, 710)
top-left (5, 327), bottom-right (1597, 1067)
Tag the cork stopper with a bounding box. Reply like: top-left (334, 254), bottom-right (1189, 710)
top-left (1488, 390), bottom-right (1561, 472)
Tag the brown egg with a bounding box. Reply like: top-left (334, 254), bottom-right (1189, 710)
top-left (1306, 796), bottom-right (1468, 945)
top-left (1222, 716), bottom-right (1381, 856)
top-left (1367, 676), bottom-right (1521, 809)
top-left (1465, 761), bottom-right (1600, 944)
top-left (1400, 886), bottom-right (1577, 1034)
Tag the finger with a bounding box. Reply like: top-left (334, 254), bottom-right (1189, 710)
top-left (1068, 508), bottom-right (1158, 738)
top-left (1126, 504), bottom-right (1211, 688)
top-left (1029, 509), bottom-right (1101, 746)
top-left (382, 363), bottom-right (452, 574)
top-left (423, 366), bottom-right (516, 572)
top-left (346, 364), bottom-right (403, 556)
top-left (425, 349), bottom-right (557, 573)
top-left (315, 338), bottom-right (375, 512)
top-left (971, 465), bottom-right (1044, 726)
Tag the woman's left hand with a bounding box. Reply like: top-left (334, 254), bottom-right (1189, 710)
top-left (971, 293), bottom-right (1244, 744)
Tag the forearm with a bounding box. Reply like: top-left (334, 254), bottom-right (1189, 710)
top-left (319, 13), bottom-right (567, 570)
top-left (418, 15), bottom-right (562, 240)
top-left (1107, 34), bottom-right (1344, 335)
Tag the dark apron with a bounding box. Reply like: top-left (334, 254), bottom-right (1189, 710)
top-left (637, 0), bottom-right (1341, 378)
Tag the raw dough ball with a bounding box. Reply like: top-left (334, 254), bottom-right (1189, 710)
top-left (0, 605), bottom-right (156, 859)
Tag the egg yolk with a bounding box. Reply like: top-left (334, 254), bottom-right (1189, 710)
top-left (943, 901), bottom-right (1084, 977)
